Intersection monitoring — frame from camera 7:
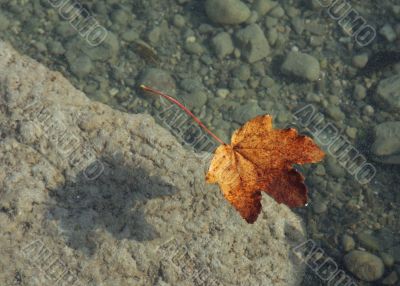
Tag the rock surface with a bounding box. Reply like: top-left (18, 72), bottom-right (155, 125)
top-left (205, 0), bottom-right (251, 25)
top-left (371, 121), bottom-right (400, 164)
top-left (0, 41), bottom-right (306, 286)
top-left (281, 51), bottom-right (320, 81)
top-left (211, 32), bottom-right (234, 59)
top-left (344, 250), bottom-right (385, 282)
top-left (376, 74), bottom-right (400, 111)
top-left (252, 0), bottom-right (278, 17)
top-left (235, 24), bottom-right (271, 63)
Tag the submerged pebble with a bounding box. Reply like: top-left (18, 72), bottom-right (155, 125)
top-left (235, 24), bottom-right (270, 63)
top-left (205, 0), bottom-right (250, 25)
top-left (344, 250), bottom-right (385, 282)
top-left (281, 51), bottom-right (320, 81)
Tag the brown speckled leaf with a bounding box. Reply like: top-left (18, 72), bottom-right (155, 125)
top-left (206, 115), bottom-right (325, 223)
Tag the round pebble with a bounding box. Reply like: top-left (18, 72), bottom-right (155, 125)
top-left (281, 51), bottom-right (320, 81)
top-left (312, 197), bottom-right (327, 214)
top-left (353, 84), bottom-right (366, 100)
top-left (352, 53), bottom-right (369, 69)
top-left (342, 234), bottom-right (355, 252)
top-left (269, 5), bottom-right (285, 18)
top-left (68, 55), bottom-right (93, 78)
top-left (173, 14), bottom-right (185, 28)
top-left (233, 65), bottom-right (251, 81)
top-left (380, 252), bottom-right (395, 267)
top-left (205, 0), bottom-right (251, 25)
top-left (345, 127), bottom-right (357, 139)
top-left (363, 105), bottom-right (374, 116)
top-left (252, 0), bottom-right (277, 17)
top-left (344, 250), bottom-right (385, 282)
top-left (211, 32), bottom-right (234, 59)
top-left (216, 88), bottom-right (230, 98)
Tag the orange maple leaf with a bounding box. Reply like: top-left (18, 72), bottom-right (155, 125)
top-left (206, 115), bottom-right (325, 223)
top-left (139, 85), bottom-right (325, 224)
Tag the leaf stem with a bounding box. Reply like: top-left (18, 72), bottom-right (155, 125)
top-left (140, 84), bottom-right (225, 145)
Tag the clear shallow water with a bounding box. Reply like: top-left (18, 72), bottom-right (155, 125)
top-left (0, 0), bottom-right (399, 285)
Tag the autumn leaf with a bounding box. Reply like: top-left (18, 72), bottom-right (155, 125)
top-left (206, 115), bottom-right (324, 223)
top-left (139, 85), bottom-right (324, 224)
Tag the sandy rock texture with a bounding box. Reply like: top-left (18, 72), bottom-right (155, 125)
top-left (0, 41), bottom-right (306, 286)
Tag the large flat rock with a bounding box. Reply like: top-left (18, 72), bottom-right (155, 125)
top-left (0, 41), bottom-right (306, 286)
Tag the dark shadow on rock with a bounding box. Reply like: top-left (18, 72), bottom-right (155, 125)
top-left (47, 154), bottom-right (178, 256)
top-left (284, 219), bottom-right (313, 282)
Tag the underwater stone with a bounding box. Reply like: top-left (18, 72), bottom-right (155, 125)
top-left (376, 74), bottom-right (400, 111)
top-left (211, 32), bottom-right (234, 59)
top-left (235, 24), bottom-right (270, 63)
top-left (281, 51), bottom-right (320, 81)
top-left (205, 0), bottom-right (251, 25)
top-left (344, 250), bottom-right (384, 282)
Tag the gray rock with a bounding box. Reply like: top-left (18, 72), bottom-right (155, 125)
top-left (246, 11), bottom-right (259, 24)
top-left (205, 0), bottom-right (251, 25)
top-left (305, 21), bottom-right (326, 36)
top-left (0, 12), bottom-right (10, 31)
top-left (326, 105), bottom-right (345, 122)
top-left (325, 157), bottom-right (346, 178)
top-left (393, 5), bottom-right (400, 19)
top-left (356, 232), bottom-right (381, 252)
top-left (79, 32), bottom-right (120, 62)
top-left (173, 14), bottom-right (185, 28)
top-left (269, 5), bottom-right (285, 18)
top-left (235, 24), bottom-right (270, 63)
top-left (362, 104), bottom-right (374, 116)
top-left (232, 100), bottom-right (264, 123)
top-left (179, 78), bottom-right (208, 109)
top-left (267, 28), bottom-right (278, 45)
top-left (232, 64), bottom-right (251, 81)
top-left (216, 88), bottom-right (230, 98)
top-left (382, 271), bottom-right (398, 285)
top-left (265, 16), bottom-right (278, 28)
top-left (344, 250), bottom-right (385, 282)
top-left (252, 0), bottom-right (277, 17)
top-left (211, 32), bottom-right (234, 59)
top-left (390, 244), bottom-right (400, 263)
top-left (111, 9), bottom-right (130, 26)
top-left (376, 74), bottom-right (400, 111)
top-left (121, 29), bottom-right (139, 42)
top-left (309, 0), bottom-right (324, 9)
top-left (47, 40), bottom-right (65, 55)
top-left (0, 40), bottom-right (306, 286)
top-left (68, 54), bottom-right (93, 78)
top-left (352, 53), bottom-right (369, 68)
top-left (56, 21), bottom-right (76, 38)
top-left (139, 68), bottom-right (177, 96)
top-left (80, 43), bottom-right (113, 61)
top-left (345, 127), bottom-right (357, 139)
top-left (291, 17), bottom-right (305, 35)
top-left (312, 196), bottom-right (327, 214)
top-left (281, 51), bottom-right (320, 81)
top-left (103, 32), bottom-right (120, 56)
top-left (371, 121), bottom-right (400, 164)
top-left (184, 41), bottom-right (205, 55)
top-left (379, 24), bottom-right (397, 42)
top-left (380, 253), bottom-right (395, 267)
top-left (353, 84), bottom-right (366, 100)
top-left (342, 234), bottom-right (355, 252)
top-left (147, 27), bottom-right (161, 44)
